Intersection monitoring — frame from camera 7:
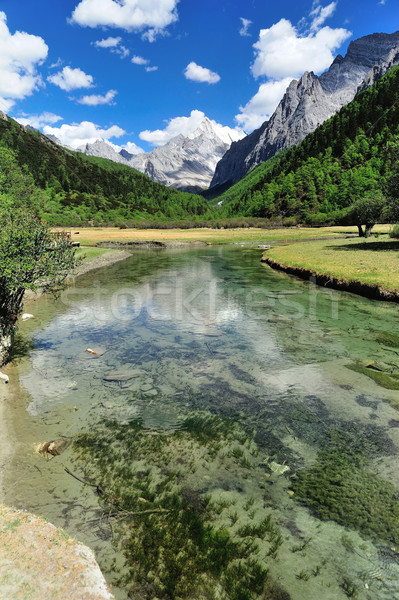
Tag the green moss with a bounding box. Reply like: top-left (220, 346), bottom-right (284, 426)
top-left (375, 331), bottom-right (399, 348)
top-left (292, 432), bottom-right (399, 545)
top-left (346, 362), bottom-right (399, 391)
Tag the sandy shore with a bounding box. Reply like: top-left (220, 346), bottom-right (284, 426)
top-left (0, 381), bottom-right (11, 501)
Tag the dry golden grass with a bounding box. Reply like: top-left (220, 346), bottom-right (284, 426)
top-left (265, 236), bottom-right (399, 291)
top-left (57, 224), bottom-right (390, 246)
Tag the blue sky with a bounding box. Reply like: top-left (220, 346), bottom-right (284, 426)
top-left (0, 0), bottom-right (397, 153)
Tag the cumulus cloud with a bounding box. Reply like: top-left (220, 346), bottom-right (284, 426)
top-left (239, 17), bottom-right (252, 37)
top-left (131, 55), bottom-right (149, 65)
top-left (251, 17), bottom-right (350, 79)
top-left (94, 36), bottom-right (121, 48)
top-left (0, 11), bottom-right (48, 111)
top-left (42, 120), bottom-right (125, 149)
top-left (93, 36), bottom-right (129, 57)
top-left (139, 109), bottom-right (243, 146)
top-left (122, 141), bottom-right (144, 155)
top-left (236, 3), bottom-right (351, 132)
top-left (77, 89), bottom-right (117, 105)
top-left (109, 140), bottom-right (144, 155)
top-left (236, 78), bottom-right (292, 131)
top-left (70, 0), bottom-right (179, 41)
top-left (184, 62), bottom-right (220, 84)
top-left (15, 112), bottom-right (63, 129)
top-left (132, 55), bottom-right (158, 71)
top-left (48, 66), bottom-right (94, 91)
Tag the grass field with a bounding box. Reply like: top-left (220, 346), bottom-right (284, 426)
top-left (264, 236), bottom-right (399, 291)
top-left (61, 224), bottom-right (391, 246)
top-left (74, 246), bottom-right (114, 261)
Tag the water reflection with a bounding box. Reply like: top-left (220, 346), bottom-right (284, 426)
top-left (4, 247), bottom-right (399, 600)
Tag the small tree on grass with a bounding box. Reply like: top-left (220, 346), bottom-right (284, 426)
top-left (0, 207), bottom-right (79, 362)
top-left (349, 191), bottom-right (386, 237)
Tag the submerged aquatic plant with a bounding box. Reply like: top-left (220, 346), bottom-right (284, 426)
top-left (73, 412), bottom-right (282, 599)
top-left (292, 430), bottom-right (399, 545)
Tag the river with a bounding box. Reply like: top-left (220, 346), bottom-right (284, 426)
top-left (3, 246), bottom-right (399, 600)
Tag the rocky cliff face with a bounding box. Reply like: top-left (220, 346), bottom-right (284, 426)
top-left (211, 31), bottom-right (399, 188)
top-left (78, 118), bottom-right (244, 193)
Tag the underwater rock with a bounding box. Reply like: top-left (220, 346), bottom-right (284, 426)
top-left (85, 347), bottom-right (106, 358)
top-left (269, 461), bottom-right (290, 475)
top-left (36, 438), bottom-right (72, 456)
top-left (0, 372), bottom-right (9, 384)
top-left (103, 368), bottom-right (146, 382)
top-left (143, 389), bottom-right (158, 397)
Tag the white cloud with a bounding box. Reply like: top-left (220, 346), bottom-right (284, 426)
top-left (48, 66), bottom-right (94, 91)
top-left (310, 2), bottom-right (337, 31)
top-left (70, 0), bottom-right (179, 40)
top-left (109, 140), bottom-right (144, 155)
top-left (236, 4), bottom-right (351, 132)
top-left (0, 11), bottom-right (48, 111)
top-left (0, 97), bottom-right (15, 112)
top-left (49, 58), bottom-right (63, 69)
top-left (15, 112), bottom-right (63, 129)
top-left (93, 36), bottom-right (129, 57)
top-left (132, 55), bottom-right (158, 71)
top-left (132, 55), bottom-right (149, 65)
top-left (236, 78), bottom-right (292, 131)
top-left (43, 121), bottom-right (125, 149)
top-left (94, 36), bottom-right (121, 48)
top-left (184, 62), bottom-right (220, 84)
top-left (239, 17), bottom-right (252, 37)
top-left (77, 89), bottom-right (117, 105)
top-left (251, 17), bottom-right (350, 80)
top-left (139, 109), bottom-right (243, 146)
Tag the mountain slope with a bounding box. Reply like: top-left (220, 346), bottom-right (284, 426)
top-left (79, 118), bottom-right (244, 193)
top-left (211, 30), bottom-right (399, 189)
top-left (216, 65), bottom-right (399, 221)
top-left (0, 112), bottom-right (210, 225)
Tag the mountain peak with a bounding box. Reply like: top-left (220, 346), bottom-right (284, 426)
top-left (211, 29), bottom-right (399, 188)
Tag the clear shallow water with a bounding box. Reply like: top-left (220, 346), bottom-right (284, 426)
top-left (4, 246), bottom-right (399, 600)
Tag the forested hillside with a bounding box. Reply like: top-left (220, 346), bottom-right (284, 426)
top-left (216, 66), bottom-right (399, 224)
top-left (0, 115), bottom-right (210, 225)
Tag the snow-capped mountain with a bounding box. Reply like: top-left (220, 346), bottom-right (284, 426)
top-left (211, 30), bottom-right (399, 189)
top-left (77, 118), bottom-right (244, 193)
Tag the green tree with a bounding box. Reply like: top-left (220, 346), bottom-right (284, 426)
top-left (0, 208), bottom-right (79, 364)
top-left (348, 191), bottom-right (386, 237)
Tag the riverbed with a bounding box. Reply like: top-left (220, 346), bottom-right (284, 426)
top-left (2, 246), bottom-right (399, 600)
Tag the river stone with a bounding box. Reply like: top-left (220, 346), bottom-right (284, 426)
top-left (36, 439), bottom-right (72, 456)
top-left (143, 389), bottom-right (158, 397)
top-left (103, 369), bottom-right (146, 382)
top-left (140, 383), bottom-right (154, 392)
top-left (269, 461), bottom-right (290, 475)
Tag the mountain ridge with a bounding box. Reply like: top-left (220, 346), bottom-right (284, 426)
top-left (78, 117), bottom-right (244, 193)
top-left (211, 30), bottom-right (399, 189)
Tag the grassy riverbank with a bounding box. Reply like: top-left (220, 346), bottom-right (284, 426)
top-left (263, 236), bottom-right (399, 293)
top-left (59, 224), bottom-right (390, 246)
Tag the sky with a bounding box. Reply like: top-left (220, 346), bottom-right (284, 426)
top-left (0, 0), bottom-right (398, 154)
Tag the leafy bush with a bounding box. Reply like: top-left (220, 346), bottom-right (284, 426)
top-left (389, 223), bottom-right (399, 238)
